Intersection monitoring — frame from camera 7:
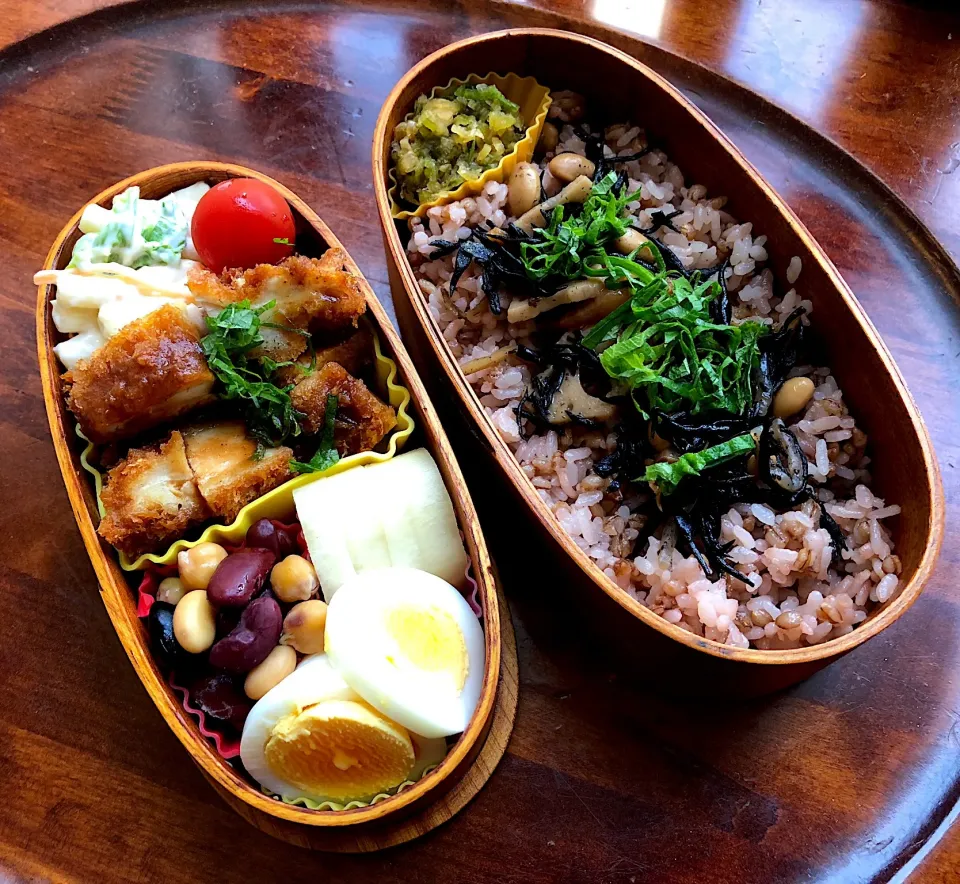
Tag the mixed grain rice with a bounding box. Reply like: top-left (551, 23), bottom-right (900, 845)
top-left (405, 117), bottom-right (901, 650)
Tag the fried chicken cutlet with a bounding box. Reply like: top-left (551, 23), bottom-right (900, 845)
top-left (187, 250), bottom-right (367, 363)
top-left (290, 362), bottom-right (397, 455)
top-left (98, 431), bottom-right (210, 557)
top-left (272, 324), bottom-right (374, 387)
top-left (182, 421), bottom-right (293, 524)
top-left (66, 305), bottom-right (215, 444)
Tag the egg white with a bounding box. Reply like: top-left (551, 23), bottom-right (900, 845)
top-left (324, 568), bottom-right (485, 739)
top-left (240, 654), bottom-right (357, 803)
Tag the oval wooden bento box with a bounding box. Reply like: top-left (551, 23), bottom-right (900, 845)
top-left (373, 29), bottom-right (944, 694)
top-left (35, 162), bottom-right (517, 851)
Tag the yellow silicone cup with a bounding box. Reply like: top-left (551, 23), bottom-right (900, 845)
top-left (389, 72), bottom-right (551, 220)
top-left (77, 327), bottom-right (414, 571)
top-left (271, 763), bottom-right (442, 812)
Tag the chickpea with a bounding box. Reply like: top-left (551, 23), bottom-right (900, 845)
top-left (548, 153), bottom-right (596, 184)
top-left (173, 590), bottom-right (216, 653)
top-left (270, 555), bottom-right (320, 604)
top-left (178, 542), bottom-right (228, 591)
top-left (280, 600), bottom-right (328, 655)
top-left (507, 162), bottom-right (541, 217)
top-left (538, 120), bottom-right (559, 153)
top-left (156, 577), bottom-right (185, 606)
top-left (244, 645), bottom-right (297, 700)
top-left (772, 377), bottom-right (815, 419)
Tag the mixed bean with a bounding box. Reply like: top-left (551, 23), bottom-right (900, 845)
top-left (143, 518), bottom-right (327, 734)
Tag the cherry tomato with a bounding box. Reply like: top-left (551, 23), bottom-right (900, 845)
top-left (191, 178), bottom-right (296, 273)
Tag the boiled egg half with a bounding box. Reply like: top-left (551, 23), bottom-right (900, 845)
top-left (240, 654), bottom-right (446, 804)
top-left (324, 567), bottom-right (485, 740)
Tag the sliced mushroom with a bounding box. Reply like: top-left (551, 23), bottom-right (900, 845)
top-left (515, 175), bottom-right (593, 232)
top-left (545, 372), bottom-right (617, 425)
top-left (507, 278), bottom-right (608, 324)
top-left (544, 287), bottom-right (631, 331)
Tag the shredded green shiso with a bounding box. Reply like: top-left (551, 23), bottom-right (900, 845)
top-left (392, 84), bottom-right (525, 206)
top-left (200, 300), bottom-right (304, 449)
top-left (518, 172), bottom-right (767, 422)
top-left (642, 433), bottom-right (756, 496)
top-left (291, 394), bottom-right (341, 474)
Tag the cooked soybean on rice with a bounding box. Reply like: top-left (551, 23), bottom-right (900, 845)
top-left (399, 92), bottom-right (901, 650)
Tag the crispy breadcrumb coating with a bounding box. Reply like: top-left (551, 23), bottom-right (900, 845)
top-left (187, 249), bottom-right (367, 363)
top-left (290, 362), bottom-right (396, 454)
top-left (182, 421), bottom-right (293, 523)
top-left (273, 325), bottom-right (374, 387)
top-left (98, 431), bottom-right (210, 558)
top-left (66, 305), bottom-right (215, 444)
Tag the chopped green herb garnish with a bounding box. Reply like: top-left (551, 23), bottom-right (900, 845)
top-left (520, 172), bottom-right (649, 284)
top-left (643, 433), bottom-right (756, 496)
top-left (273, 237), bottom-right (291, 245)
top-left (290, 395), bottom-right (340, 474)
top-left (201, 300), bottom-right (303, 446)
top-left (587, 274), bottom-right (767, 417)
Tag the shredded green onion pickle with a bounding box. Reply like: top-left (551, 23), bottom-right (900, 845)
top-left (392, 84), bottom-right (525, 205)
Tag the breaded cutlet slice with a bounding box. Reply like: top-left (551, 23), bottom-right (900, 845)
top-left (182, 420), bottom-right (293, 524)
top-left (290, 362), bottom-right (397, 455)
top-left (187, 250), bottom-right (368, 363)
top-left (273, 325), bottom-right (374, 387)
top-left (98, 431), bottom-right (211, 558)
top-left (66, 305), bottom-right (215, 444)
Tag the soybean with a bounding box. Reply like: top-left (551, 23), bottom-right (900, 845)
top-left (772, 377), bottom-right (815, 419)
top-left (538, 121), bottom-right (559, 153)
top-left (173, 590), bottom-right (217, 654)
top-left (548, 153), bottom-right (596, 184)
top-left (244, 645), bottom-right (297, 700)
top-left (507, 163), bottom-right (540, 217)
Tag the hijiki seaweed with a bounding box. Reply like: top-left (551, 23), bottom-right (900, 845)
top-left (421, 123), bottom-right (846, 584)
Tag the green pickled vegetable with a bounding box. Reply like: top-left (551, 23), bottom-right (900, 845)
top-left (392, 84), bottom-right (525, 205)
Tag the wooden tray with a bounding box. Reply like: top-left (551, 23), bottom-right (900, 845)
top-left (2, 1), bottom-right (960, 881)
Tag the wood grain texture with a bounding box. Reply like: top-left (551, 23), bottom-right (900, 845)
top-left (2, 0), bottom-right (960, 881)
top-left (35, 162), bottom-right (514, 848)
top-left (373, 28), bottom-right (943, 693)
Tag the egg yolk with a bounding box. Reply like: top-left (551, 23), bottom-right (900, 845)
top-left (263, 699), bottom-right (415, 802)
top-left (384, 604), bottom-right (468, 693)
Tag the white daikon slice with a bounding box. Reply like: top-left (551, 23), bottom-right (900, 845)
top-left (293, 474), bottom-right (358, 602)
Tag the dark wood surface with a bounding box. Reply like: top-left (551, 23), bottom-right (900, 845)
top-left (2, 1), bottom-right (960, 881)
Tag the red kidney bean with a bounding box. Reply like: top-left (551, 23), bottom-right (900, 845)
top-left (209, 596), bottom-right (282, 673)
top-left (246, 519), bottom-right (297, 558)
top-left (190, 672), bottom-right (251, 730)
top-left (207, 549), bottom-right (275, 608)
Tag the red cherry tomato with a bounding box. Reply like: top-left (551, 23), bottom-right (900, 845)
top-left (191, 178), bottom-right (296, 273)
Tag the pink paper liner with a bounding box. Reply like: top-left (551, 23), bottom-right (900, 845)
top-left (138, 522), bottom-right (477, 761)
top-left (137, 521), bottom-right (306, 760)
top-left (168, 674), bottom-right (243, 758)
top-left (464, 560), bottom-right (482, 619)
